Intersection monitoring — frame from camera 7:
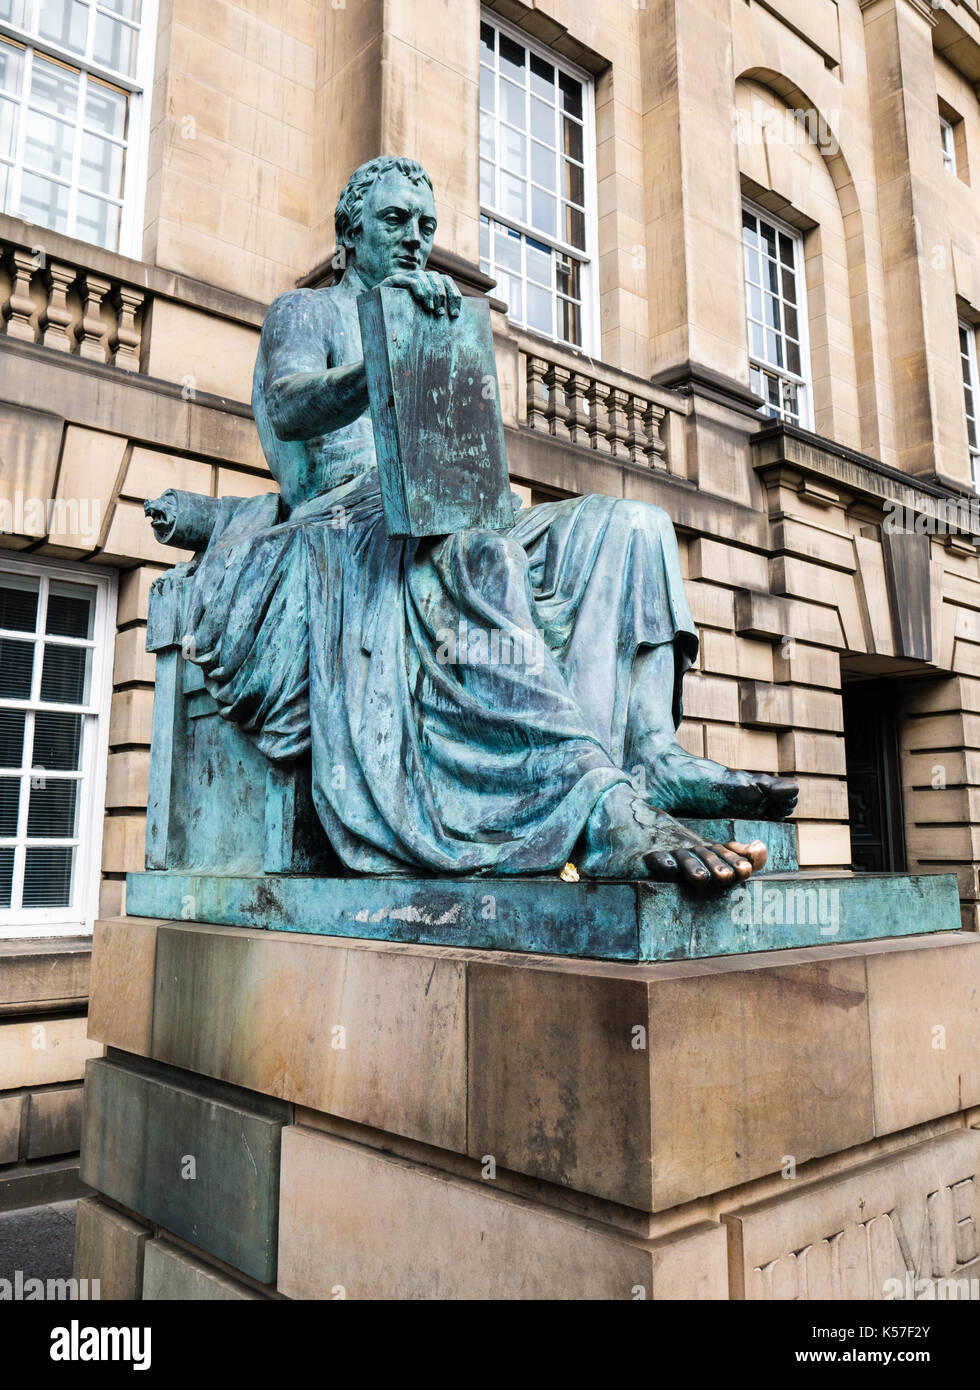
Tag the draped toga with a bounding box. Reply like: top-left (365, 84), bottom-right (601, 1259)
top-left (181, 269), bottom-right (699, 875)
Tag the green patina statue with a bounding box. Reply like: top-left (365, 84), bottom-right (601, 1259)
top-left (146, 155), bottom-right (797, 888)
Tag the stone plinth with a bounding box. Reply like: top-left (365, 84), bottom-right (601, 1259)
top-left (76, 908), bottom-right (980, 1299)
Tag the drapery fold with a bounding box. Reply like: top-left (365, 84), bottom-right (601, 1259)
top-left (183, 470), bottom-right (698, 875)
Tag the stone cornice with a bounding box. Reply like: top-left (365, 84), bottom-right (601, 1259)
top-left (752, 421), bottom-right (980, 534)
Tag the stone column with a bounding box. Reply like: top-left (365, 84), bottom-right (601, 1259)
top-left (639, 0), bottom-right (749, 392)
top-left (862, 0), bottom-right (971, 487)
top-left (312, 0), bottom-right (481, 274)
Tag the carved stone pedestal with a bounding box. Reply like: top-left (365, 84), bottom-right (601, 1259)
top-left (75, 909), bottom-right (980, 1300)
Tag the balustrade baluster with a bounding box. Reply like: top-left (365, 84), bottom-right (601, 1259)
top-left (525, 356), bottom-right (548, 431)
top-left (74, 273), bottom-right (111, 362)
top-left (40, 262), bottom-right (76, 351)
top-left (564, 370), bottom-right (590, 446)
top-left (642, 400), bottom-right (668, 469)
top-left (111, 284), bottom-right (145, 371)
top-left (3, 248), bottom-right (38, 342)
top-left (543, 363), bottom-right (568, 439)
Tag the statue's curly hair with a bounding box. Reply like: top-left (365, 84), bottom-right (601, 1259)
top-left (334, 156), bottom-right (433, 253)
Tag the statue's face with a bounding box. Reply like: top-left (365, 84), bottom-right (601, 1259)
top-left (349, 170), bottom-right (437, 287)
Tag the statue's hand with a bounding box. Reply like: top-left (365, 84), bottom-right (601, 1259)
top-left (380, 270), bottom-right (462, 319)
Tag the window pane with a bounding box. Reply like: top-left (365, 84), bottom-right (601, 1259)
top-left (561, 158), bottom-right (583, 205)
top-left (479, 64), bottom-right (494, 114)
top-left (559, 296), bottom-right (581, 345)
top-left (0, 577), bottom-right (39, 633)
top-left (530, 139), bottom-right (555, 192)
top-left (498, 34), bottom-right (525, 86)
top-left (530, 185), bottom-right (555, 238)
top-left (786, 340), bottom-right (801, 375)
top-left (79, 192), bottom-right (121, 253)
top-left (0, 0), bottom-right (28, 25)
top-left (0, 776), bottom-right (20, 835)
top-left (479, 21), bottom-right (494, 61)
top-left (784, 303), bottom-right (799, 340)
top-left (778, 232), bottom-right (795, 267)
top-left (48, 578), bottom-right (97, 638)
top-left (499, 271), bottom-right (521, 320)
top-left (748, 284), bottom-right (762, 322)
top-left (27, 776), bottom-right (78, 836)
top-left (526, 236), bottom-right (551, 286)
top-left (0, 846), bottom-right (12, 906)
top-left (20, 168), bottom-right (69, 229)
top-left (479, 214), bottom-right (489, 266)
top-left (0, 709), bottom-right (25, 767)
top-left (556, 254), bottom-right (580, 300)
top-left (32, 710), bottom-right (82, 769)
top-left (501, 170), bottom-right (525, 221)
top-left (763, 256), bottom-right (779, 293)
top-left (781, 264), bottom-right (796, 304)
top-left (526, 280), bottom-right (551, 336)
top-left (743, 246), bottom-right (760, 286)
top-left (561, 116), bottom-right (583, 163)
top-left (742, 209), bottom-right (758, 242)
top-left (39, 0), bottom-right (90, 54)
top-left (501, 78), bottom-right (523, 128)
top-left (0, 39), bottom-right (24, 97)
top-left (40, 643), bottom-right (89, 704)
top-left (0, 95), bottom-right (18, 159)
top-left (760, 221), bottom-right (777, 259)
top-left (24, 109), bottom-right (76, 179)
top-left (750, 320), bottom-right (764, 358)
top-left (30, 58), bottom-right (79, 119)
top-left (494, 222), bottom-right (520, 272)
top-left (85, 80), bottom-right (126, 137)
top-left (79, 128), bottom-right (122, 194)
top-left (100, 0), bottom-right (140, 18)
top-left (0, 161), bottom-right (7, 211)
top-left (23, 844), bottom-right (74, 907)
top-left (530, 95), bottom-right (553, 144)
top-left (479, 157), bottom-right (493, 206)
top-left (763, 293), bottom-right (780, 330)
top-left (479, 109), bottom-right (494, 161)
top-left (562, 202), bottom-right (585, 249)
top-left (93, 11), bottom-right (137, 75)
top-left (558, 72), bottom-right (582, 119)
top-left (529, 54), bottom-right (553, 101)
top-left (501, 124), bottom-right (525, 176)
top-left (0, 639), bottom-right (34, 699)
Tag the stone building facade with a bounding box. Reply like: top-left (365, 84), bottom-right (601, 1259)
top-left (1, 0), bottom-right (980, 1296)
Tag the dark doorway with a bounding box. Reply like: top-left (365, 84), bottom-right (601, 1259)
top-left (842, 678), bottom-right (907, 872)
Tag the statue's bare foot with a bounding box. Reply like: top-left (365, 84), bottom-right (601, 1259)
top-left (579, 784), bottom-right (761, 888)
top-left (639, 742), bottom-right (798, 821)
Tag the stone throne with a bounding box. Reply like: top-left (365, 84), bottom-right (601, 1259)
top-left (142, 492), bottom-right (338, 880)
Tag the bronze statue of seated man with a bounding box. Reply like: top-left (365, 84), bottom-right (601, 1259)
top-left (147, 155), bottom-right (796, 888)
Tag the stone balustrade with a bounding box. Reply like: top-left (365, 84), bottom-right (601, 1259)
top-left (516, 332), bottom-right (678, 471)
top-left (0, 233), bottom-right (148, 372)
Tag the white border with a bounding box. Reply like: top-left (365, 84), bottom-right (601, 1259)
top-left (479, 7), bottom-right (600, 355)
top-left (742, 195), bottom-right (814, 431)
top-left (0, 554), bottom-right (116, 940)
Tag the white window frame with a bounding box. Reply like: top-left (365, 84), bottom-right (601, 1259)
top-left (941, 115), bottom-right (957, 175)
top-left (960, 318), bottom-right (980, 491)
top-left (0, 555), bottom-right (116, 939)
top-left (478, 8), bottom-right (599, 354)
top-left (0, 0), bottom-right (157, 257)
top-left (742, 197), bottom-right (814, 430)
